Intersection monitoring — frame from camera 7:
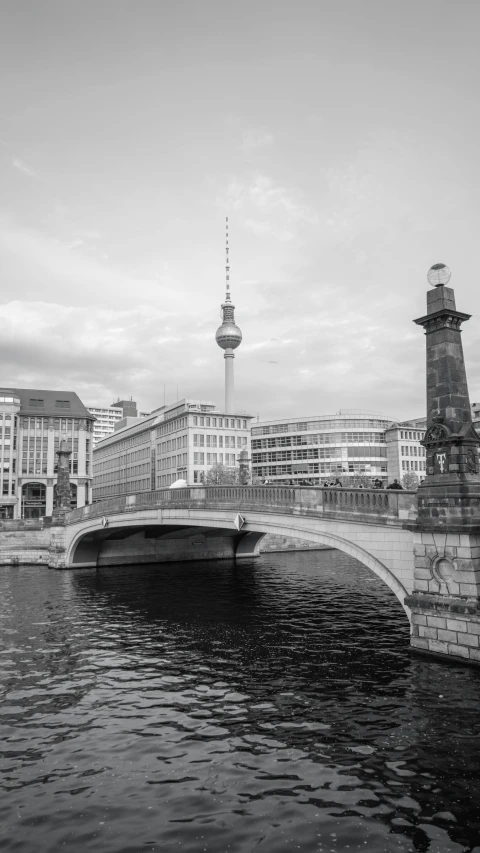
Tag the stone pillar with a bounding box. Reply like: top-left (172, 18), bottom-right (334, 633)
top-left (406, 265), bottom-right (480, 664)
top-left (52, 438), bottom-right (72, 523)
top-left (238, 448), bottom-right (250, 485)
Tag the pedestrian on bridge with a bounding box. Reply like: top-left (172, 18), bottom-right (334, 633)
top-left (386, 479), bottom-right (403, 490)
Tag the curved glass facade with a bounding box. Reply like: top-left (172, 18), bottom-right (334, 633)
top-left (251, 411), bottom-right (392, 485)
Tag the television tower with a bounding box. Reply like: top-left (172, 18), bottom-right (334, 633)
top-left (215, 217), bottom-right (242, 413)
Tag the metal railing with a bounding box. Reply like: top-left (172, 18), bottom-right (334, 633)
top-left (66, 486), bottom-right (417, 526)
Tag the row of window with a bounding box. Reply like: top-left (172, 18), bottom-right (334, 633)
top-left (156, 416), bottom-right (188, 437)
top-left (252, 447), bottom-right (388, 463)
top-left (402, 460), bottom-right (426, 471)
top-left (251, 432), bottom-right (386, 449)
top-left (252, 419), bottom-right (391, 436)
top-left (192, 417), bottom-right (248, 429)
top-left (401, 445), bottom-right (425, 456)
top-left (193, 453), bottom-right (237, 466)
top-left (93, 445), bottom-right (150, 472)
top-left (159, 435), bottom-right (188, 453)
top-left (21, 418), bottom-right (90, 431)
top-left (400, 430), bottom-right (425, 440)
top-left (159, 454), bottom-right (188, 470)
top-left (193, 434), bottom-right (247, 448)
top-left (254, 463), bottom-right (388, 476)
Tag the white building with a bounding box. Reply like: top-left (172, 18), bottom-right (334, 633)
top-left (93, 398), bottom-right (253, 500)
top-left (385, 418), bottom-right (427, 483)
top-left (251, 411), bottom-right (392, 486)
top-left (88, 406), bottom-right (124, 446)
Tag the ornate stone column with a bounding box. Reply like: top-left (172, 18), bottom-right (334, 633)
top-left (52, 438), bottom-right (72, 523)
top-left (406, 265), bottom-right (480, 664)
top-left (238, 448), bottom-right (250, 485)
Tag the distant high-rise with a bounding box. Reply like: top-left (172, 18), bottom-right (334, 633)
top-left (215, 217), bottom-right (242, 414)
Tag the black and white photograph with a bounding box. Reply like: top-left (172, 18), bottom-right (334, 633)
top-left (1, 2), bottom-right (479, 851)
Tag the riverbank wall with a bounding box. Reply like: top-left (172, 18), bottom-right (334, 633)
top-left (0, 521), bottom-right (52, 565)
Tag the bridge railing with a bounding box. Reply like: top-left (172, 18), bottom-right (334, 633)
top-left (66, 486), bottom-right (417, 526)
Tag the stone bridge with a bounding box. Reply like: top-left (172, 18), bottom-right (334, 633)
top-left (61, 485), bottom-right (418, 614)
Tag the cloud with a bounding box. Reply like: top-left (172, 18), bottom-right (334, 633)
top-left (240, 128), bottom-right (274, 151)
top-left (12, 157), bottom-right (40, 179)
top-left (220, 174), bottom-right (318, 242)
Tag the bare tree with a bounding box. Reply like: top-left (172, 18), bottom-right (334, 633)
top-left (204, 464), bottom-right (239, 486)
top-left (402, 472), bottom-right (420, 491)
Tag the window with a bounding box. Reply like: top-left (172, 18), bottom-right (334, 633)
top-left (55, 400), bottom-right (71, 408)
top-left (194, 452), bottom-right (204, 465)
top-left (29, 398), bottom-right (44, 407)
top-left (2, 482), bottom-right (8, 495)
top-left (193, 416), bottom-right (198, 426)
top-left (218, 418), bottom-right (223, 428)
top-left (242, 420), bottom-right (247, 429)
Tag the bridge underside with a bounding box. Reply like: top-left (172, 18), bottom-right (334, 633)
top-left (71, 523), bottom-right (264, 569)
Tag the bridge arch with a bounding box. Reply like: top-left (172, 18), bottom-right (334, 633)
top-left (232, 520), bottom-right (409, 617)
top-left (66, 511), bottom-right (411, 620)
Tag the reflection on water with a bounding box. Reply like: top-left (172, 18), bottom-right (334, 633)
top-left (0, 550), bottom-right (479, 852)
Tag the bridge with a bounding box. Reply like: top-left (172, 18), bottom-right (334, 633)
top-left (61, 485), bottom-right (418, 614)
top-left (48, 270), bottom-right (480, 667)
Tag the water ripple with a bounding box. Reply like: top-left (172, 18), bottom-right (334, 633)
top-left (0, 551), bottom-right (480, 851)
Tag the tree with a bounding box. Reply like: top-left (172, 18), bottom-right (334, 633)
top-left (204, 463), bottom-right (239, 486)
top-left (402, 472), bottom-right (420, 491)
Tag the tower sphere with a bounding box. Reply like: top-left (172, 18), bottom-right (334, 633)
top-left (216, 321), bottom-right (242, 350)
top-left (427, 263), bottom-right (451, 287)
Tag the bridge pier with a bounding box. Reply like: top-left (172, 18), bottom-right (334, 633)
top-left (406, 267), bottom-right (480, 665)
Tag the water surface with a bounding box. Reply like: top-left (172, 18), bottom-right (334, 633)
top-left (1, 551), bottom-right (479, 852)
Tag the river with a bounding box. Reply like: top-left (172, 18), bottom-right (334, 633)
top-left (1, 550), bottom-right (479, 852)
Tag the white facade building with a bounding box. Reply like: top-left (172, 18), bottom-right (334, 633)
top-left (251, 411), bottom-right (392, 485)
top-left (88, 406), bottom-right (124, 446)
top-left (385, 419), bottom-right (427, 483)
top-left (93, 398), bottom-right (253, 500)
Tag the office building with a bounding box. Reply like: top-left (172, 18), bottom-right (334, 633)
top-left (385, 419), bottom-right (427, 482)
top-left (251, 411), bottom-right (391, 485)
top-left (93, 398), bottom-right (253, 500)
top-left (0, 388), bottom-right (94, 519)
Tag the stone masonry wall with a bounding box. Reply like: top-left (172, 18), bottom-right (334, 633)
top-left (0, 529), bottom-right (53, 565)
top-left (407, 529), bottom-right (480, 664)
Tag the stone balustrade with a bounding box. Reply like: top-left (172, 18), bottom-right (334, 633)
top-left (66, 486), bottom-right (418, 527)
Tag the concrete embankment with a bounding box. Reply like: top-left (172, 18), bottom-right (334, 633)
top-left (0, 521), bottom-right (52, 565)
top-left (259, 534), bottom-right (334, 553)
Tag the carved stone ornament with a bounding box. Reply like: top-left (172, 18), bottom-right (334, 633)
top-left (424, 422), bottom-right (449, 444)
top-left (466, 448), bottom-right (478, 474)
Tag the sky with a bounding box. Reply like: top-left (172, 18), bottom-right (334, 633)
top-left (1, 0), bottom-right (480, 422)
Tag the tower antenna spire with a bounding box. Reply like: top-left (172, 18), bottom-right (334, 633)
top-left (225, 216), bottom-right (231, 302)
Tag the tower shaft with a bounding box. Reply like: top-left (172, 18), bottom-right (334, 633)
top-left (224, 349), bottom-right (235, 414)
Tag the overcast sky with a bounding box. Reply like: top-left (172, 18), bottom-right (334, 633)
top-left (1, 0), bottom-right (479, 421)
